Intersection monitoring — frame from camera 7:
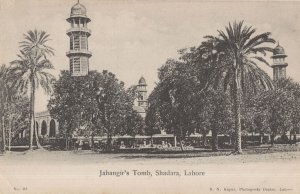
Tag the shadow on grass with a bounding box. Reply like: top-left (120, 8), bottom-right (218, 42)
top-left (116, 144), bottom-right (300, 159)
top-left (115, 149), bottom-right (233, 159)
top-left (6, 144), bottom-right (299, 160)
top-left (244, 144), bottom-right (300, 155)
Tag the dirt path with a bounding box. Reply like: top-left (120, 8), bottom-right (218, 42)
top-left (0, 150), bottom-right (300, 194)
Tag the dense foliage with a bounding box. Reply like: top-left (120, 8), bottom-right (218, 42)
top-left (48, 70), bottom-right (144, 150)
top-left (146, 21), bottom-right (300, 152)
top-left (245, 78), bottom-right (300, 144)
top-left (145, 57), bottom-right (234, 151)
top-left (0, 64), bottom-right (30, 152)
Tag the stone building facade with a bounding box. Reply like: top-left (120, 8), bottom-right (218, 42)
top-left (34, 111), bottom-right (59, 138)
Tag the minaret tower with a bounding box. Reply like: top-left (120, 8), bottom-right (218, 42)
top-left (271, 43), bottom-right (288, 80)
top-left (137, 76), bottom-right (148, 110)
top-left (66, 0), bottom-right (92, 76)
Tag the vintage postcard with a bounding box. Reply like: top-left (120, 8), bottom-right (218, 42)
top-left (0, 0), bottom-right (300, 193)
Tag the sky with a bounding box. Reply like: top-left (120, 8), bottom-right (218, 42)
top-left (1, 0), bottom-right (300, 112)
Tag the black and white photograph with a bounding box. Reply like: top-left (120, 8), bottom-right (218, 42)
top-left (0, 0), bottom-right (300, 193)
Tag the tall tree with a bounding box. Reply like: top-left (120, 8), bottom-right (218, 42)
top-left (48, 70), bottom-right (144, 151)
top-left (10, 30), bottom-right (55, 150)
top-left (146, 59), bottom-right (199, 151)
top-left (202, 21), bottom-right (275, 153)
top-left (206, 89), bottom-right (234, 151)
top-left (0, 64), bottom-right (11, 152)
top-left (0, 64), bottom-right (30, 152)
top-left (255, 78), bottom-right (300, 145)
top-left (276, 79), bottom-right (300, 139)
top-left (4, 95), bottom-right (30, 151)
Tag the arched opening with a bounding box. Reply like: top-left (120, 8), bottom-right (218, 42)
top-left (49, 119), bottom-right (56, 137)
top-left (41, 120), bottom-right (47, 136)
top-left (35, 121), bottom-right (39, 136)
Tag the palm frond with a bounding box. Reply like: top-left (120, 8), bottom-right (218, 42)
top-left (246, 61), bottom-right (274, 91)
top-left (250, 56), bottom-right (271, 67)
top-left (19, 29), bottom-right (55, 58)
top-left (243, 33), bottom-right (275, 51)
top-left (209, 21), bottom-right (275, 101)
top-left (38, 71), bottom-right (56, 94)
top-left (36, 59), bottom-right (54, 71)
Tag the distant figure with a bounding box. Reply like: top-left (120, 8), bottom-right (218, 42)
top-left (120, 141), bottom-right (125, 149)
top-left (78, 140), bottom-right (83, 150)
top-left (75, 140), bottom-right (79, 150)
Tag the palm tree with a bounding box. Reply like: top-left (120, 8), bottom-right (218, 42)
top-left (10, 30), bottom-right (55, 150)
top-left (19, 30), bottom-right (54, 58)
top-left (200, 21), bottom-right (275, 154)
top-left (11, 51), bottom-right (55, 150)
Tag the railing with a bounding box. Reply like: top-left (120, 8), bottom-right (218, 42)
top-left (66, 27), bottom-right (91, 34)
top-left (66, 50), bottom-right (92, 57)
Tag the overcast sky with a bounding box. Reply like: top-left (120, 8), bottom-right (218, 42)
top-left (1, 0), bottom-right (300, 112)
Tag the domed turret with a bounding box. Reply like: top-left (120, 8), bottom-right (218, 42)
top-left (271, 42), bottom-right (288, 80)
top-left (272, 43), bottom-right (287, 57)
top-left (138, 76), bottom-right (147, 85)
top-left (70, 2), bottom-right (87, 17)
top-left (67, 0), bottom-right (91, 22)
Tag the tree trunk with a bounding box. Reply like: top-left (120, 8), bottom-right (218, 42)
top-left (133, 136), bottom-right (136, 148)
top-left (106, 134), bottom-right (112, 152)
top-left (150, 135), bottom-right (153, 147)
top-left (270, 133), bottom-right (275, 146)
top-left (211, 129), bottom-right (218, 151)
top-left (233, 67), bottom-right (242, 154)
top-left (8, 119), bottom-right (11, 152)
top-left (29, 79), bottom-right (35, 151)
top-left (65, 133), bottom-right (68, 150)
top-left (1, 115), bottom-right (5, 153)
top-left (34, 124), bottom-right (43, 149)
top-left (203, 132), bottom-right (207, 146)
top-left (67, 137), bottom-right (70, 150)
top-left (179, 126), bottom-right (184, 152)
top-left (1, 86), bottom-right (6, 153)
top-left (179, 137), bottom-right (184, 152)
top-left (91, 133), bottom-right (94, 151)
top-left (260, 133), bottom-right (263, 145)
top-left (29, 79), bottom-right (43, 150)
top-left (173, 135), bottom-right (177, 147)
